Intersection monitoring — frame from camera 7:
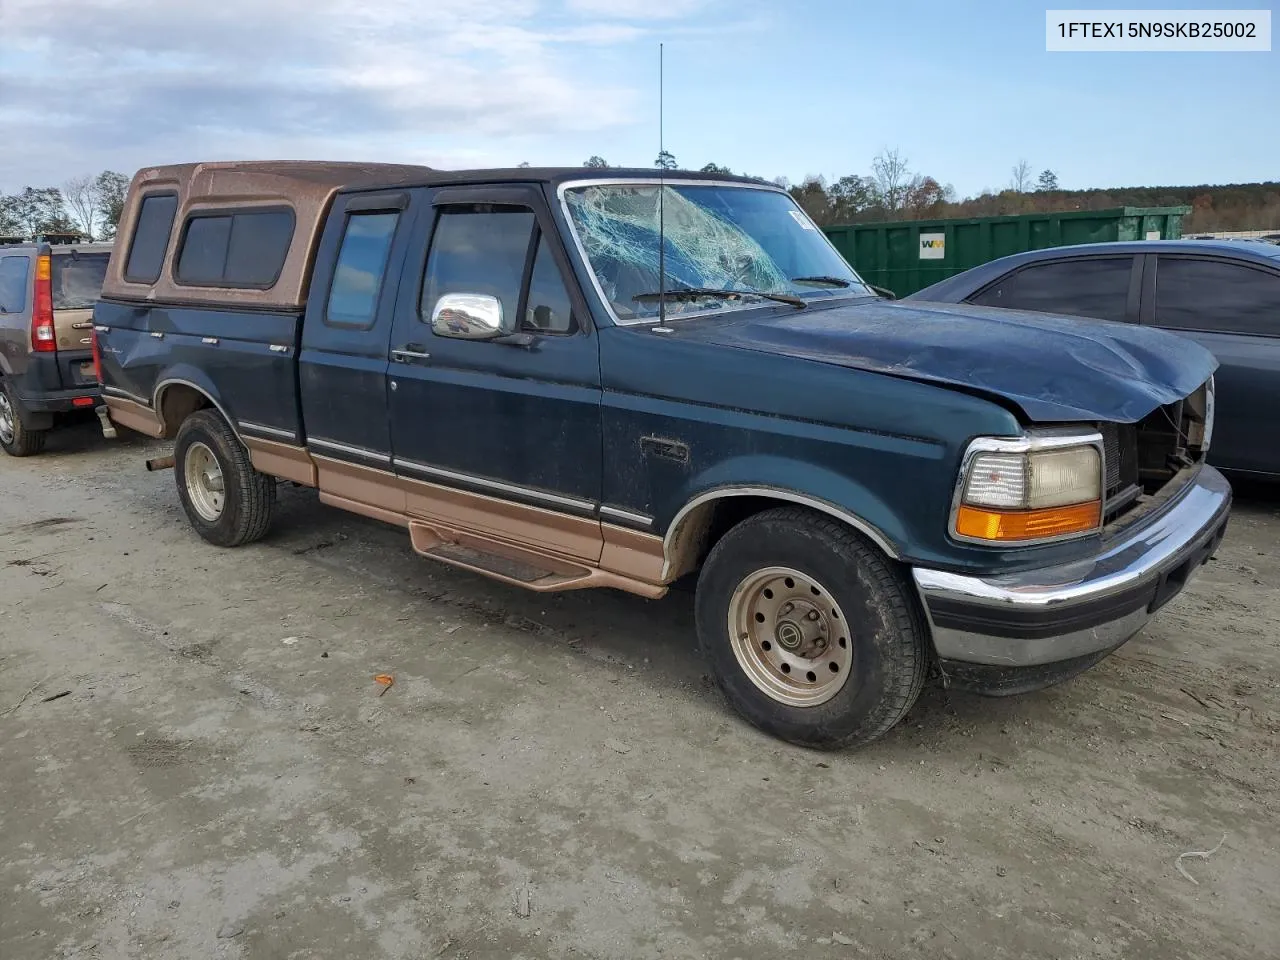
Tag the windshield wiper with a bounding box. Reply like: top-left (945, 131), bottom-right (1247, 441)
top-left (633, 287), bottom-right (806, 309)
top-left (790, 275), bottom-right (852, 287)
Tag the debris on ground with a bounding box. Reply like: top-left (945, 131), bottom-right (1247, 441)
top-left (604, 738), bottom-right (631, 755)
top-left (1176, 834), bottom-right (1228, 885)
top-left (374, 674), bottom-right (395, 697)
top-left (216, 922), bottom-right (244, 939)
top-left (2, 675), bottom-right (49, 717)
top-left (514, 883), bottom-right (532, 918)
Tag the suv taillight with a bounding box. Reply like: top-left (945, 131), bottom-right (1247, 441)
top-left (91, 326), bottom-right (104, 384)
top-left (31, 254), bottom-right (56, 352)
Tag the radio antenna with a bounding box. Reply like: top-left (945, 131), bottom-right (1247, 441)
top-left (654, 41), bottom-right (672, 333)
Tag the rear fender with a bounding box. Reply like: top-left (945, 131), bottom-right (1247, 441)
top-left (153, 365), bottom-right (242, 442)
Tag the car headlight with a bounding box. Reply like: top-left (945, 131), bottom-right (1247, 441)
top-left (953, 432), bottom-right (1104, 544)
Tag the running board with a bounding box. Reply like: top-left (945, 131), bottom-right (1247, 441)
top-left (407, 520), bottom-right (666, 598)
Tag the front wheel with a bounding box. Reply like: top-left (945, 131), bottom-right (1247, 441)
top-left (695, 507), bottom-right (928, 749)
top-left (174, 410), bottom-right (275, 547)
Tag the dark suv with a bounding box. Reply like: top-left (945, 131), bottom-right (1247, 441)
top-left (0, 241), bottom-right (111, 455)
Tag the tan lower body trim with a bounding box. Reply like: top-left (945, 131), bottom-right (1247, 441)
top-left (319, 491), bottom-right (408, 529)
top-left (245, 436), bottom-right (316, 486)
top-left (402, 474), bottom-right (602, 563)
top-left (312, 455), bottom-right (407, 515)
top-left (103, 395), bottom-right (164, 438)
top-left (298, 452), bottom-right (668, 599)
top-left (601, 523), bottom-right (666, 584)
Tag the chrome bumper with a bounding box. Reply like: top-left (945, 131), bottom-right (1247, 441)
top-left (912, 465), bottom-right (1231, 668)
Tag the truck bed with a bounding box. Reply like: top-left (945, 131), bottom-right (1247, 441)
top-left (95, 301), bottom-right (304, 442)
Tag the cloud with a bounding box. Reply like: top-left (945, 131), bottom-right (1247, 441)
top-left (0, 0), bottom-right (709, 186)
top-left (566, 0), bottom-right (714, 17)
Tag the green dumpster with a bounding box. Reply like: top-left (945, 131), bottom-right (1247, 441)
top-left (823, 206), bottom-right (1190, 297)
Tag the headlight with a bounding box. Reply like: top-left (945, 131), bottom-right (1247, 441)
top-left (953, 432), bottom-right (1104, 544)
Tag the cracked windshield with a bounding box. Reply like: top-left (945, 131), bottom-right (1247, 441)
top-left (564, 182), bottom-right (872, 321)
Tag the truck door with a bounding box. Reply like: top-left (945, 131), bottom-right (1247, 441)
top-left (300, 191), bottom-right (419, 496)
top-left (385, 184), bottom-right (603, 560)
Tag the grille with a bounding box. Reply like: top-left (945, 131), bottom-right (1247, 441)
top-left (1099, 422), bottom-right (1139, 501)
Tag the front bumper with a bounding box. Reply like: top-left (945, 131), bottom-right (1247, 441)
top-left (912, 465), bottom-right (1231, 685)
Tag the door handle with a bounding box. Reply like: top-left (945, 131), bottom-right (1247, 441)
top-left (391, 344), bottom-right (431, 363)
top-left (640, 436), bottom-right (690, 464)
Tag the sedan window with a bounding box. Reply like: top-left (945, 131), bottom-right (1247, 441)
top-left (969, 257), bottom-right (1134, 323)
top-left (1154, 257), bottom-right (1280, 336)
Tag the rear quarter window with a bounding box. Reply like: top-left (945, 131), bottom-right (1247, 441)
top-left (124, 193), bottom-right (178, 284)
top-left (0, 255), bottom-right (30, 314)
top-left (324, 211), bottom-right (400, 329)
top-left (51, 253), bottom-right (109, 309)
top-left (176, 209), bottom-right (295, 288)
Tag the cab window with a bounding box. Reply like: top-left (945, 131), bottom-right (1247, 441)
top-left (324, 211), bottom-right (400, 329)
top-left (419, 207), bottom-right (575, 334)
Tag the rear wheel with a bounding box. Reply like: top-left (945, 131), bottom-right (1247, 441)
top-left (695, 507), bottom-right (928, 749)
top-left (174, 410), bottom-right (275, 547)
top-left (0, 380), bottom-right (48, 457)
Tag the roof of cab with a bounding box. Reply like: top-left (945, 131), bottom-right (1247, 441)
top-left (335, 165), bottom-right (776, 192)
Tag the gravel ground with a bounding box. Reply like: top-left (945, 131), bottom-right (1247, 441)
top-left (2, 418), bottom-right (1278, 960)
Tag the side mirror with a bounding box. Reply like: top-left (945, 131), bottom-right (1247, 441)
top-left (430, 293), bottom-right (510, 340)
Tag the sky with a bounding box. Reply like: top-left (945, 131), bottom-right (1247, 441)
top-left (0, 0), bottom-right (1276, 196)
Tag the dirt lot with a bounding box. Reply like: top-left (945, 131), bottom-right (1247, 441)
top-left (2, 419), bottom-right (1278, 960)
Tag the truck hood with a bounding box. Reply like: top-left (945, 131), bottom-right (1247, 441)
top-left (669, 298), bottom-right (1217, 423)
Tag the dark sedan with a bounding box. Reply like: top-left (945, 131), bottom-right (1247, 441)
top-left (908, 240), bottom-right (1280, 478)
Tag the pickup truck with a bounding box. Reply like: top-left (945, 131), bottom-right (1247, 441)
top-left (93, 161), bottom-right (1231, 749)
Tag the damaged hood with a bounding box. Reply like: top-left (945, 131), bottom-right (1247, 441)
top-left (670, 298), bottom-right (1217, 423)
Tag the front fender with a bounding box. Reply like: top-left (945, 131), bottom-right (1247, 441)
top-left (659, 454), bottom-right (915, 564)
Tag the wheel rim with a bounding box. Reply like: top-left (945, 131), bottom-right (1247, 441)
top-left (727, 566), bottom-right (853, 707)
top-left (0, 392), bottom-right (14, 445)
top-left (184, 442), bottom-right (226, 522)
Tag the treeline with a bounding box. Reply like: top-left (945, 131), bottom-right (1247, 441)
top-left (0, 172), bottom-right (130, 241)
top-left (584, 151), bottom-right (1280, 232)
top-left (9, 157), bottom-right (1276, 242)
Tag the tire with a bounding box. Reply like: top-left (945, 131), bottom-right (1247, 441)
top-left (173, 409), bottom-right (275, 547)
top-left (0, 379), bottom-right (48, 457)
top-left (695, 506), bottom-right (928, 749)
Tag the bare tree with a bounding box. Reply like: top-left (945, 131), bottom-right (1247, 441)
top-left (1010, 159), bottom-right (1033, 193)
top-left (63, 175), bottom-right (98, 240)
top-left (872, 148), bottom-right (911, 212)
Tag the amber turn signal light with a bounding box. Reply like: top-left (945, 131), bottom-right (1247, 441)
top-left (954, 500), bottom-right (1102, 542)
